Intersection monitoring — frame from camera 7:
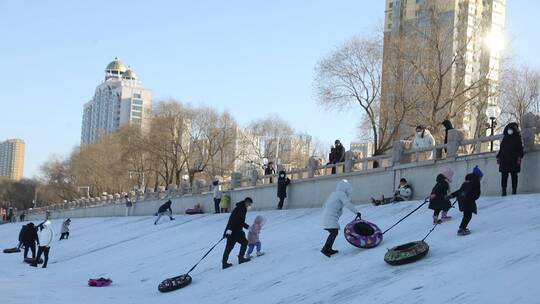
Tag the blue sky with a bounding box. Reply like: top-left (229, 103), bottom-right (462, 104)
top-left (0, 1), bottom-right (538, 178)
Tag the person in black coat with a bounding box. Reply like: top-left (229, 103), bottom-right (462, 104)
top-left (21, 222), bottom-right (38, 259)
top-left (154, 200), bottom-right (175, 225)
top-left (429, 174), bottom-right (452, 224)
top-left (442, 120), bottom-right (454, 153)
top-left (496, 122), bottom-right (524, 196)
top-left (276, 171), bottom-right (291, 210)
top-left (331, 140), bottom-right (345, 174)
top-left (222, 197), bottom-right (253, 269)
top-left (448, 166), bottom-right (482, 235)
top-left (264, 162), bottom-right (275, 183)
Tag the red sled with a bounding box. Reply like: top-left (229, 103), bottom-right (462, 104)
top-left (88, 278), bottom-right (113, 287)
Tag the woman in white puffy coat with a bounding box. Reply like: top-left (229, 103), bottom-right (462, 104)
top-left (30, 220), bottom-right (54, 268)
top-left (412, 125), bottom-right (435, 160)
top-left (321, 180), bottom-right (361, 257)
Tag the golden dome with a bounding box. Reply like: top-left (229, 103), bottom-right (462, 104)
top-left (123, 68), bottom-right (137, 80)
top-left (105, 57), bottom-right (127, 72)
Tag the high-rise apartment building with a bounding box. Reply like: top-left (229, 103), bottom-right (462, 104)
top-left (382, 0), bottom-right (506, 140)
top-left (0, 139), bottom-right (25, 181)
top-left (81, 57), bottom-right (152, 145)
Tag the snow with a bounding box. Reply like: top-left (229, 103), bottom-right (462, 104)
top-left (2, 194), bottom-right (540, 304)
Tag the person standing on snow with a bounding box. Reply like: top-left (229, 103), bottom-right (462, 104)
top-left (448, 166), bottom-right (483, 235)
top-left (412, 125), bottom-right (435, 160)
top-left (154, 200), bottom-right (175, 225)
top-left (429, 168), bottom-right (454, 224)
top-left (213, 179), bottom-right (222, 214)
top-left (21, 222), bottom-right (38, 260)
top-left (321, 180), bottom-right (361, 257)
top-left (496, 122), bottom-right (524, 196)
top-left (124, 194), bottom-right (133, 217)
top-left (30, 220), bottom-right (53, 268)
top-left (246, 215), bottom-right (266, 258)
top-left (59, 218), bottom-right (71, 240)
top-left (222, 197), bottom-right (253, 269)
top-left (276, 171), bottom-right (291, 210)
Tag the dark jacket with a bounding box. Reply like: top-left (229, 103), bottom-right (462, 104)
top-left (21, 223), bottom-right (38, 245)
top-left (334, 145), bottom-right (345, 163)
top-left (449, 173), bottom-right (481, 214)
top-left (264, 165), bottom-right (275, 176)
top-left (442, 120), bottom-right (454, 145)
top-left (224, 201), bottom-right (249, 235)
top-left (496, 123), bottom-right (524, 173)
top-left (429, 174), bottom-right (452, 211)
top-left (277, 171), bottom-right (291, 198)
top-left (18, 225), bottom-right (27, 243)
top-left (158, 200), bottom-right (172, 213)
top-left (328, 147), bottom-right (336, 164)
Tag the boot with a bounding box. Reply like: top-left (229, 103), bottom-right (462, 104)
top-left (329, 249), bottom-right (339, 255)
top-left (222, 262), bottom-right (232, 269)
top-left (502, 188), bottom-right (507, 196)
top-left (433, 216), bottom-right (442, 224)
top-left (320, 248), bottom-right (332, 258)
top-left (512, 188), bottom-right (517, 195)
top-left (238, 256), bottom-right (251, 264)
top-left (441, 211), bottom-right (452, 221)
top-left (457, 228), bottom-right (471, 236)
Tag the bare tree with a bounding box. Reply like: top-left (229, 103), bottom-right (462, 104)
top-left (315, 35), bottom-right (400, 155)
top-left (500, 63), bottom-right (540, 126)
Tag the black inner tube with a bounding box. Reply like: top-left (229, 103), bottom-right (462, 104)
top-left (354, 222), bottom-right (375, 236)
top-left (394, 242), bottom-right (418, 251)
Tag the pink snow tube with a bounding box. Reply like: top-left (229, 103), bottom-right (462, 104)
top-left (344, 218), bottom-right (383, 249)
top-left (88, 278), bottom-right (113, 287)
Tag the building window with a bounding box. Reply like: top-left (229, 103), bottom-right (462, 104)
top-left (132, 99), bottom-right (143, 105)
top-left (132, 105), bottom-right (143, 111)
top-left (132, 111), bottom-right (142, 118)
top-left (133, 93), bottom-right (141, 98)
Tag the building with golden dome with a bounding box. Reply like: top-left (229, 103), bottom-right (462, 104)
top-left (81, 57), bottom-right (152, 144)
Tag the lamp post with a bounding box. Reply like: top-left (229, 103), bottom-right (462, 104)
top-left (486, 106), bottom-right (500, 152)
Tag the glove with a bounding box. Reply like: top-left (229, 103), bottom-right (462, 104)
top-left (496, 158), bottom-right (500, 165)
top-left (356, 212), bottom-right (362, 219)
top-left (517, 158), bottom-right (521, 165)
top-left (223, 229), bottom-right (232, 238)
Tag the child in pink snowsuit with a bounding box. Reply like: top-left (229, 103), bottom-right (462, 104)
top-left (246, 215), bottom-right (266, 258)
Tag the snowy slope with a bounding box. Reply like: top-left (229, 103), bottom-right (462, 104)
top-left (2, 194), bottom-right (540, 304)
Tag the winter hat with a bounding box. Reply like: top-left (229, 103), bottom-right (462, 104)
top-left (441, 167), bottom-right (454, 183)
top-left (400, 178), bottom-right (407, 183)
top-left (472, 165), bottom-right (483, 178)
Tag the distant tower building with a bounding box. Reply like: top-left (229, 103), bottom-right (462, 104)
top-left (350, 142), bottom-right (374, 159)
top-left (81, 57), bottom-right (152, 144)
top-left (0, 139), bottom-right (25, 181)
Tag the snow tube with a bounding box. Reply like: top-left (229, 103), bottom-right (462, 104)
top-left (88, 278), bottom-right (113, 287)
top-left (158, 274), bottom-right (192, 292)
top-left (3, 247), bottom-right (21, 253)
top-left (344, 219), bottom-right (383, 249)
top-left (24, 257), bottom-right (44, 264)
top-left (185, 209), bottom-right (203, 215)
top-left (384, 240), bottom-right (429, 266)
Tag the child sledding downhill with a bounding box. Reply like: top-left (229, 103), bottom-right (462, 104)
top-left (155, 200), bottom-right (175, 225)
top-left (246, 215), bottom-right (266, 258)
top-left (448, 166), bottom-right (483, 236)
top-left (429, 168), bottom-right (454, 224)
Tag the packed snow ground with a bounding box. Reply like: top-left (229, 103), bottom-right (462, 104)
top-left (2, 194), bottom-right (540, 304)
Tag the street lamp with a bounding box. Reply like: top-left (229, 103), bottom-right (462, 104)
top-left (486, 106), bottom-right (500, 152)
